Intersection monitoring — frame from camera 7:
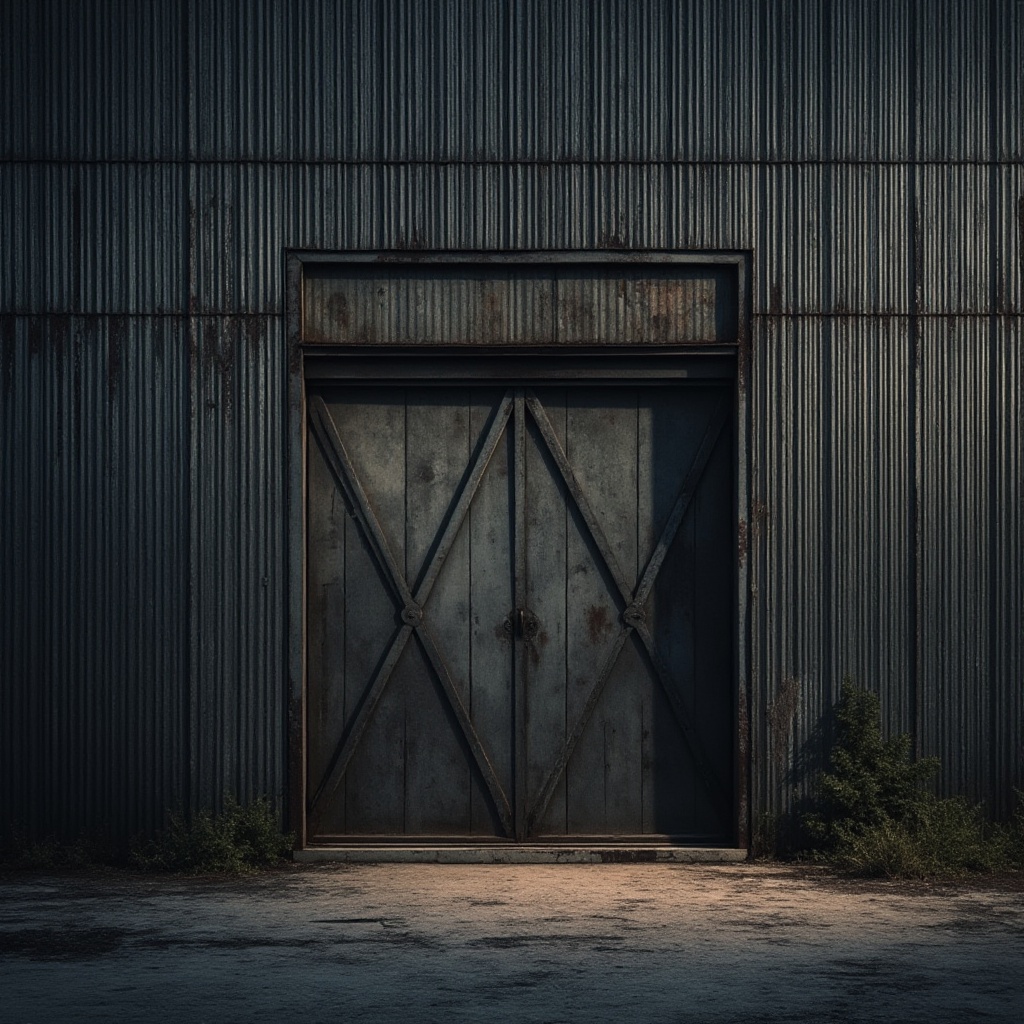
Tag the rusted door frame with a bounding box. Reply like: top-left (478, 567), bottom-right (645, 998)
top-left (284, 250), bottom-right (752, 851)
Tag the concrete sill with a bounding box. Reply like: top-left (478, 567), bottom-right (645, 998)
top-left (294, 845), bottom-right (749, 864)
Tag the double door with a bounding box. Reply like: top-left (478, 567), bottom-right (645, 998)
top-left (305, 380), bottom-right (734, 843)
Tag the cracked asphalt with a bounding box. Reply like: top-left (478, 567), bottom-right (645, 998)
top-left (2, 863), bottom-right (1023, 1023)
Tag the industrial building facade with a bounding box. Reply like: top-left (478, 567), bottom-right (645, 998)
top-left (1, 0), bottom-right (1021, 850)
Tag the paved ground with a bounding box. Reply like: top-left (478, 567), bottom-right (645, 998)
top-left (2, 863), bottom-right (1023, 1023)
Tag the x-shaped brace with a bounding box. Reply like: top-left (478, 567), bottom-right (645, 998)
top-left (523, 391), bottom-right (731, 834)
top-left (307, 392), bottom-right (516, 838)
top-left (307, 388), bottom-right (730, 840)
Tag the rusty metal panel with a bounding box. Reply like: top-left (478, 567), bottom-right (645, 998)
top-left (507, 0), bottom-right (762, 161)
top-left (188, 0), bottom-right (507, 162)
top-left (179, 0), bottom-right (940, 164)
top-left (827, 316), bottom-right (915, 732)
top-left (189, 163), bottom-right (517, 313)
top-left (190, 162), bottom-right (761, 315)
top-left (175, 0), bottom-right (1012, 166)
top-left (188, 314), bottom-right (287, 811)
top-left (0, 165), bottom-right (45, 313)
top-left (28, 0), bottom-right (186, 160)
top-left (0, 1), bottom-right (44, 160)
top-left (756, 164), bottom-right (913, 315)
top-left (996, 165), bottom-right (1024, 314)
top-left (748, 316), bottom-right (828, 822)
top-left (2, 0), bottom-right (1022, 846)
top-left (916, 165), bottom-right (992, 315)
top-left (302, 260), bottom-right (738, 347)
top-left (912, 0), bottom-right (992, 162)
top-left (0, 315), bottom-right (190, 840)
top-left (992, 315), bottom-right (1024, 817)
top-left (0, 163), bottom-right (187, 315)
top-left (754, 0), bottom-right (828, 161)
top-left (995, 0), bottom-right (1024, 161)
top-left (827, 166), bottom-right (913, 314)
top-left (917, 317), bottom-right (993, 802)
top-left (749, 314), bottom-right (918, 822)
top-left (829, 0), bottom-right (913, 161)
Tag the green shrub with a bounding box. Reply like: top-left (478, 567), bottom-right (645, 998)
top-left (129, 798), bottom-right (293, 875)
top-left (802, 681), bottom-right (1018, 879)
top-left (1001, 790), bottom-right (1024, 869)
top-left (803, 681), bottom-right (939, 853)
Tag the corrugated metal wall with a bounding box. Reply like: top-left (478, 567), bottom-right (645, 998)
top-left (2, 0), bottom-right (1021, 839)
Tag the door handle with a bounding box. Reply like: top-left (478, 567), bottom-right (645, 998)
top-left (518, 608), bottom-right (540, 641)
top-left (505, 608), bottom-right (540, 641)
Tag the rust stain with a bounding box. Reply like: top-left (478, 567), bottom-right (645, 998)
top-left (750, 499), bottom-right (769, 537)
top-left (526, 628), bottom-right (550, 668)
top-left (736, 680), bottom-right (750, 847)
top-left (737, 518), bottom-right (748, 569)
top-left (0, 317), bottom-right (15, 397)
top-left (1016, 196), bottom-right (1024, 311)
top-left (108, 316), bottom-right (126, 401)
top-left (187, 197), bottom-right (197, 315)
top-left (327, 290), bottom-right (350, 339)
top-left (586, 604), bottom-right (613, 646)
top-left (482, 286), bottom-right (504, 339)
top-left (737, 331), bottom-right (750, 391)
top-left (392, 229), bottom-right (427, 251)
top-left (27, 317), bottom-right (43, 356)
top-left (52, 317), bottom-right (69, 461)
top-left (768, 676), bottom-right (801, 769)
top-left (70, 182), bottom-right (82, 309)
top-left (244, 315), bottom-right (262, 352)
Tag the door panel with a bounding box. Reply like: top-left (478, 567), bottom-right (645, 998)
top-left (522, 407), bottom-right (570, 829)
top-left (305, 381), bottom-right (734, 843)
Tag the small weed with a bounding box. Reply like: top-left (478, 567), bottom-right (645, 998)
top-left (0, 830), bottom-right (114, 870)
top-left (829, 796), bottom-right (1002, 878)
top-left (129, 798), bottom-right (294, 874)
top-left (1000, 790), bottom-right (1024, 869)
top-left (751, 811), bottom-right (781, 861)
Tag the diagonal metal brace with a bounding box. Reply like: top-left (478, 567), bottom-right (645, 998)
top-left (307, 393), bottom-right (514, 837)
top-left (524, 394), bottom-right (730, 834)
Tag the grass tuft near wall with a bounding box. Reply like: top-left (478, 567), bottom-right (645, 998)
top-left (2, 798), bottom-right (294, 875)
top-left (129, 798), bottom-right (295, 874)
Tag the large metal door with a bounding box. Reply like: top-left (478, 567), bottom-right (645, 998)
top-left (305, 381), bottom-right (734, 843)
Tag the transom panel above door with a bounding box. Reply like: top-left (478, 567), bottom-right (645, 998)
top-left (305, 378), bottom-right (735, 844)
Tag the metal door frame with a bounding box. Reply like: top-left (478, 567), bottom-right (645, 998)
top-left (284, 250), bottom-right (752, 851)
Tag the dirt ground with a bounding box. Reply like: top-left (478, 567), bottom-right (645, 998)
top-left (2, 863), bottom-right (1023, 1023)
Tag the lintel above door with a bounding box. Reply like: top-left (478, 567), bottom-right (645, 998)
top-left (293, 251), bottom-right (747, 348)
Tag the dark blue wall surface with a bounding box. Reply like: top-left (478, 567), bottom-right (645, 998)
top-left (2, 0), bottom-right (1021, 839)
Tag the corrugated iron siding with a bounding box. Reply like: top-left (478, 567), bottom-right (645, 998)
top-left (0, 316), bottom-right (190, 837)
top-left (1, 0), bottom-right (1021, 839)
top-left (189, 315), bottom-right (286, 812)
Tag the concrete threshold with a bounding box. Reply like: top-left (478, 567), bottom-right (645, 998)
top-left (294, 845), bottom-right (749, 864)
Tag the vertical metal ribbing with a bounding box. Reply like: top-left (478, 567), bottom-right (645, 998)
top-left (907, 0), bottom-right (921, 759)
